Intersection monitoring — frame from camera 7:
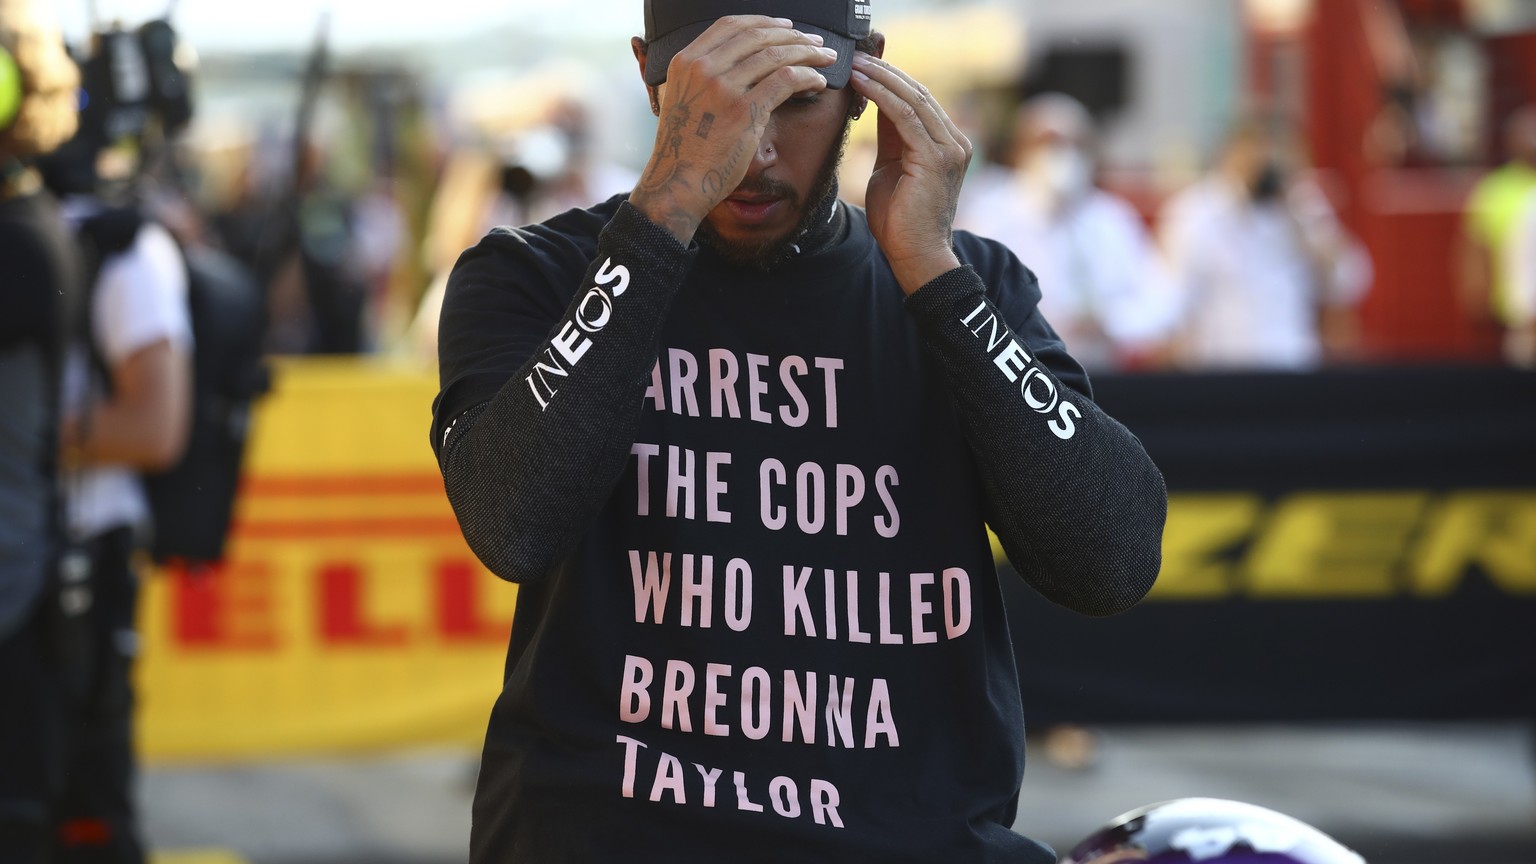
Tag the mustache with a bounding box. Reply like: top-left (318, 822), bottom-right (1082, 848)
top-left (729, 175), bottom-right (799, 202)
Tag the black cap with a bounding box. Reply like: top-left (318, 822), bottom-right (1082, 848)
top-left (643, 0), bottom-right (872, 89)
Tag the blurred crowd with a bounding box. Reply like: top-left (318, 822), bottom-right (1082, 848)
top-left (177, 82), bottom-right (1536, 373)
top-left (122, 3), bottom-right (1536, 375)
top-left (9, 3), bottom-right (1526, 378)
top-left (955, 96), bottom-right (1373, 373)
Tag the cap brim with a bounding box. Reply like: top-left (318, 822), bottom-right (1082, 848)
top-left (643, 21), bottom-right (855, 90)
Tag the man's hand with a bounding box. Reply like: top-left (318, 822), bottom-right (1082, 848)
top-left (850, 52), bottom-right (972, 295)
top-left (631, 16), bottom-right (837, 245)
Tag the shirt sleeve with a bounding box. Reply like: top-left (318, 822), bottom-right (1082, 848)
top-left (434, 200), bottom-right (698, 583)
top-left (903, 258), bottom-right (1167, 617)
top-left (93, 222), bottom-right (191, 363)
top-left (1289, 179), bottom-right (1372, 307)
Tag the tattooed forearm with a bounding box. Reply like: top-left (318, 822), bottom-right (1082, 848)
top-left (695, 112), bottom-right (715, 139)
top-left (649, 202), bottom-right (701, 245)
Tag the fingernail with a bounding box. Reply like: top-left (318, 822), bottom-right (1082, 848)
top-left (773, 17), bottom-right (793, 26)
top-left (820, 47), bottom-right (838, 58)
top-left (851, 68), bottom-right (869, 81)
top-left (804, 33), bottom-right (824, 45)
top-left (853, 52), bottom-right (870, 66)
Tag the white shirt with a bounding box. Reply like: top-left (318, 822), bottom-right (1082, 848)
top-left (61, 204), bottom-right (191, 539)
top-left (1158, 175), bottom-right (1370, 371)
top-left (483, 162), bottom-right (641, 234)
top-left (959, 168), bottom-right (1177, 371)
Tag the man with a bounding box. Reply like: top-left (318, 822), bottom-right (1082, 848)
top-left (433, 2), bottom-right (1166, 861)
top-left (1158, 115), bottom-right (1371, 370)
top-left (0, 1), bottom-right (82, 858)
top-left (40, 29), bottom-right (193, 863)
top-left (959, 93), bottom-right (1174, 372)
top-left (1460, 105), bottom-right (1536, 355)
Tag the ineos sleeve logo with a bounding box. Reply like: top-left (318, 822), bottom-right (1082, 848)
top-left (960, 300), bottom-right (1081, 441)
top-left (526, 258), bottom-right (633, 411)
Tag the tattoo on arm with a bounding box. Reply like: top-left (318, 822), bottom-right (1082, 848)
top-left (695, 112), bottom-right (715, 139)
top-left (937, 167), bottom-right (962, 238)
top-left (698, 101), bottom-right (765, 197)
top-left (637, 103), bottom-right (693, 195)
top-left (652, 202), bottom-right (700, 244)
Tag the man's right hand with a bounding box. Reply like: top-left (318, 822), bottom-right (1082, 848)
top-left (630, 15), bottom-right (838, 245)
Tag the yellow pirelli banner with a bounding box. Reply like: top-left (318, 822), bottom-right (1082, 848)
top-left (138, 358), bottom-right (516, 762)
top-left (136, 360), bottom-right (1536, 760)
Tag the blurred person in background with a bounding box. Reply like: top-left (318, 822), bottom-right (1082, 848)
top-left (432, 0), bottom-right (1165, 860)
top-left (258, 143), bottom-right (371, 354)
top-left (958, 93), bottom-right (1175, 373)
top-left (1460, 105), bottom-right (1536, 363)
top-left (486, 97), bottom-right (641, 229)
top-left (0, 0), bottom-right (81, 858)
top-left (411, 96), bottom-right (637, 358)
top-left (1503, 182), bottom-right (1536, 368)
top-left (211, 138), bottom-right (371, 355)
top-left (1158, 114), bottom-right (1372, 371)
top-left (209, 143), bottom-right (277, 280)
top-left (37, 23), bottom-right (194, 864)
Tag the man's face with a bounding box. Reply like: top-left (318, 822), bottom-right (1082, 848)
top-left (1224, 133), bottom-right (1275, 188)
top-left (697, 91), bottom-right (853, 269)
top-left (653, 68), bottom-right (856, 270)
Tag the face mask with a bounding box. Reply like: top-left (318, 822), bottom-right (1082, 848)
top-left (1250, 162), bottom-right (1286, 202)
top-left (1023, 146), bottom-right (1092, 201)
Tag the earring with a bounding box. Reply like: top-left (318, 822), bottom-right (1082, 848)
top-left (851, 97), bottom-right (868, 120)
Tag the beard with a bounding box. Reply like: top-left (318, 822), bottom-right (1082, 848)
top-left (696, 118), bottom-right (852, 272)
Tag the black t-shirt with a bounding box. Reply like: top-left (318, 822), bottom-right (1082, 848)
top-left (435, 195), bottom-right (1165, 863)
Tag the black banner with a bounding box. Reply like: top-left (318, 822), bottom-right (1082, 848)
top-left (1003, 366), bottom-right (1536, 724)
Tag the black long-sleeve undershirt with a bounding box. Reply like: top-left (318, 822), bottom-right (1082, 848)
top-left (436, 201), bottom-right (1165, 616)
top-left (904, 265), bottom-right (1166, 615)
top-left (437, 203), bottom-right (694, 585)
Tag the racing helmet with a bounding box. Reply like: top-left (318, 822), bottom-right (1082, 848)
top-left (1061, 798), bottom-right (1366, 864)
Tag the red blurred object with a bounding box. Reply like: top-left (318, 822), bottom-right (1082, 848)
top-left (1486, 32), bottom-right (1536, 162)
top-left (1246, 0), bottom-right (1535, 363)
top-left (58, 818), bottom-right (113, 847)
top-left (1396, 0), bottom-right (1465, 27)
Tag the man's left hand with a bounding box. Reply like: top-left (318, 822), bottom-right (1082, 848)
top-left (850, 52), bottom-right (972, 295)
